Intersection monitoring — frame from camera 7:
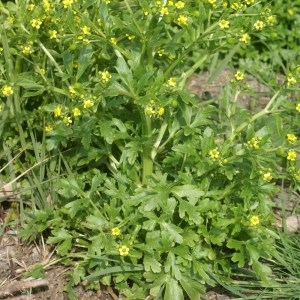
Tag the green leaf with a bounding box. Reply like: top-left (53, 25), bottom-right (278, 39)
top-left (86, 265), bottom-right (144, 282)
top-left (76, 45), bottom-right (94, 80)
top-left (180, 277), bottom-right (204, 300)
top-left (164, 278), bottom-right (184, 300)
top-left (160, 222), bottom-right (183, 244)
top-left (144, 255), bottom-right (162, 273)
top-left (115, 55), bottom-right (133, 90)
top-left (179, 200), bottom-right (202, 224)
top-left (232, 251), bottom-right (245, 268)
top-left (172, 185), bottom-right (204, 201)
top-left (24, 264), bottom-right (45, 279)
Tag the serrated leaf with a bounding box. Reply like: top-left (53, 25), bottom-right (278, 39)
top-left (144, 255), bottom-right (162, 273)
top-left (179, 200), bottom-right (202, 224)
top-left (161, 222), bottom-right (183, 244)
top-left (232, 252), bottom-right (245, 268)
top-left (180, 277), bottom-right (204, 300)
top-left (172, 185), bottom-right (204, 200)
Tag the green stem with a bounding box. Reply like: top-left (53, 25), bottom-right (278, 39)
top-left (229, 90), bottom-right (281, 142)
top-left (141, 109), bottom-right (153, 185)
top-left (151, 121), bottom-right (168, 160)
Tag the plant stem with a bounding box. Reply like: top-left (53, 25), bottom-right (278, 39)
top-left (229, 90), bottom-right (281, 142)
top-left (141, 109), bottom-right (153, 185)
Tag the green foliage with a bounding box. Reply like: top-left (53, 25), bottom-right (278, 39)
top-left (1, 0), bottom-right (300, 299)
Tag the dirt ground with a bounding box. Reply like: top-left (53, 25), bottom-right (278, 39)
top-left (0, 70), bottom-right (298, 299)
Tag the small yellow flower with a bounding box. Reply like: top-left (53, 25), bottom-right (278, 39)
top-left (21, 45), bottom-right (33, 55)
top-left (262, 172), bottom-right (273, 182)
top-left (234, 71), bottom-right (244, 81)
top-left (167, 77), bottom-right (177, 87)
top-left (160, 7), bottom-right (169, 15)
top-left (63, 0), bottom-right (74, 8)
top-left (296, 103), bottom-right (300, 112)
top-left (219, 20), bottom-right (229, 29)
top-left (157, 107), bottom-right (165, 116)
top-left (287, 9), bottom-right (294, 16)
top-left (287, 76), bottom-right (297, 87)
top-left (146, 106), bottom-right (156, 117)
top-left (157, 49), bottom-right (165, 57)
top-left (49, 30), bottom-right (58, 39)
top-left (63, 116), bottom-right (72, 125)
top-left (287, 150), bottom-right (297, 161)
top-left (119, 245), bottom-right (129, 256)
top-left (287, 133), bottom-right (297, 143)
top-left (72, 107), bottom-right (81, 117)
top-left (2, 85), bottom-right (14, 96)
top-left (110, 37), bottom-right (117, 45)
top-left (99, 70), bottom-right (112, 82)
top-left (239, 33), bottom-right (251, 44)
top-left (7, 16), bottom-right (14, 24)
top-left (54, 106), bottom-right (62, 117)
top-left (266, 15), bottom-right (276, 26)
top-left (209, 148), bottom-right (219, 160)
top-left (82, 25), bottom-right (91, 35)
top-left (254, 20), bottom-right (264, 30)
top-left (249, 215), bottom-right (259, 226)
top-left (111, 227), bottom-right (121, 236)
top-left (69, 86), bottom-right (77, 94)
top-left (83, 99), bottom-right (94, 108)
top-left (31, 18), bottom-right (42, 29)
top-left (177, 15), bottom-right (188, 26)
top-left (245, 0), bottom-right (254, 4)
top-left (126, 34), bottom-right (135, 40)
top-left (247, 137), bottom-right (260, 150)
top-left (45, 125), bottom-right (53, 132)
top-left (43, 0), bottom-right (51, 11)
top-left (27, 4), bottom-right (35, 11)
top-left (208, 0), bottom-right (216, 6)
top-left (175, 1), bottom-right (185, 9)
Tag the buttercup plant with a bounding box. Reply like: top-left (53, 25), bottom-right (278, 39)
top-left (1, 0), bottom-right (299, 299)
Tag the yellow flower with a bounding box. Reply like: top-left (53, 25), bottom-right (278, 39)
top-left (2, 85), bottom-right (13, 96)
top-left (69, 86), bottom-right (77, 94)
top-left (209, 148), bottom-right (219, 160)
top-left (146, 106), bottom-right (156, 117)
top-left (287, 76), bottom-right (297, 87)
top-left (83, 99), bottom-right (94, 108)
top-left (167, 77), bottom-right (177, 87)
top-left (296, 103), bottom-right (300, 112)
top-left (49, 30), bottom-right (58, 39)
top-left (157, 107), bottom-right (165, 116)
top-left (111, 227), bottom-right (121, 236)
top-left (177, 15), bottom-right (188, 26)
top-left (234, 71), bottom-right (244, 81)
top-left (287, 150), bottom-right (297, 161)
top-left (99, 70), bottom-right (112, 82)
top-left (63, 0), bottom-right (74, 8)
top-left (126, 34), bottom-right (135, 40)
top-left (63, 116), bottom-right (72, 125)
top-left (110, 37), bottom-right (117, 45)
top-left (254, 20), bottom-right (264, 30)
top-left (118, 245), bottom-right (129, 256)
top-left (21, 45), bottom-right (33, 55)
top-left (287, 9), bottom-right (294, 16)
top-left (7, 16), bottom-right (14, 24)
top-left (160, 7), bottom-right (169, 15)
top-left (208, 0), bottom-right (216, 6)
top-left (27, 4), bottom-right (35, 11)
top-left (82, 25), bottom-right (91, 35)
top-left (287, 133), bottom-right (297, 143)
top-left (43, 0), bottom-right (51, 11)
top-left (262, 172), bottom-right (273, 182)
top-left (249, 215), bottom-right (259, 226)
top-left (175, 1), bottom-right (185, 9)
top-left (31, 18), bottom-right (42, 29)
top-left (45, 125), bottom-right (53, 132)
top-left (245, 0), bottom-right (254, 4)
top-left (267, 15), bottom-right (276, 26)
top-left (72, 107), bottom-right (81, 117)
top-left (239, 33), bottom-right (251, 44)
top-left (247, 137), bottom-right (260, 150)
top-left (219, 20), bottom-right (229, 29)
top-left (54, 106), bottom-right (62, 117)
